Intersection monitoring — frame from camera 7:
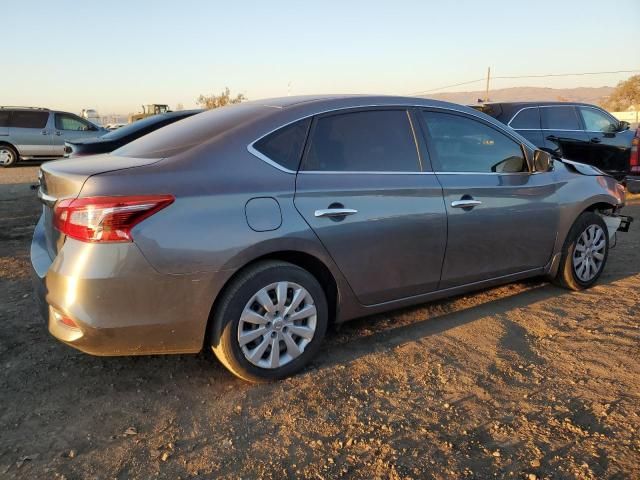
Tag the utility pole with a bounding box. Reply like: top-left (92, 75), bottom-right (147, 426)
top-left (485, 67), bottom-right (491, 102)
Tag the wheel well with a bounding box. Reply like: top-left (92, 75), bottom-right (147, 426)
top-left (0, 141), bottom-right (18, 153)
top-left (584, 202), bottom-right (616, 215)
top-left (204, 251), bottom-right (339, 348)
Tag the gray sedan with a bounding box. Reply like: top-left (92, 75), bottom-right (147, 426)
top-left (31, 95), bottom-right (631, 382)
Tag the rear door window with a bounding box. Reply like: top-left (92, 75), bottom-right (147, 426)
top-left (253, 118), bottom-right (311, 171)
top-left (541, 106), bottom-right (581, 130)
top-left (423, 111), bottom-right (527, 173)
top-left (301, 109), bottom-right (421, 172)
top-left (10, 111), bottom-right (49, 129)
top-left (509, 107), bottom-right (540, 129)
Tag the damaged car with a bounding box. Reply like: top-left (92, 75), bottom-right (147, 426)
top-left (31, 95), bottom-right (632, 382)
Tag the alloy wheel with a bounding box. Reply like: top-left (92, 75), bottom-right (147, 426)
top-left (0, 148), bottom-right (14, 166)
top-left (238, 281), bottom-right (317, 369)
top-left (572, 224), bottom-right (606, 282)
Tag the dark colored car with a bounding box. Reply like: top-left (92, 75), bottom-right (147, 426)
top-left (472, 102), bottom-right (640, 192)
top-left (64, 110), bottom-right (203, 157)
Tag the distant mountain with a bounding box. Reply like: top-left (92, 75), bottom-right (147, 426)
top-left (427, 86), bottom-right (614, 106)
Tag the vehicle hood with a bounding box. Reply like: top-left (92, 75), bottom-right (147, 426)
top-left (559, 158), bottom-right (608, 177)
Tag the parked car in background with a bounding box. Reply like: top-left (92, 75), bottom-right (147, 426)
top-left (32, 95), bottom-right (631, 382)
top-left (0, 107), bottom-right (106, 167)
top-left (65, 110), bottom-right (202, 157)
top-left (81, 108), bottom-right (102, 126)
top-left (472, 102), bottom-right (640, 193)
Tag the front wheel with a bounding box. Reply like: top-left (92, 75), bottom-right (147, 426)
top-left (553, 212), bottom-right (609, 290)
top-left (209, 261), bottom-right (328, 382)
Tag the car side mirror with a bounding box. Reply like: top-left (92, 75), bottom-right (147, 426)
top-left (618, 120), bottom-right (630, 132)
top-left (533, 149), bottom-right (553, 172)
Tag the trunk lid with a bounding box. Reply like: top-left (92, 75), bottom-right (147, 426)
top-left (38, 154), bottom-right (161, 257)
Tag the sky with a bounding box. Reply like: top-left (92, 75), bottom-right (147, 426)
top-left (3, 0), bottom-right (639, 115)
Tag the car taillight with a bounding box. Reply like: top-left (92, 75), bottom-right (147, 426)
top-left (54, 195), bottom-right (174, 243)
top-left (631, 130), bottom-right (640, 173)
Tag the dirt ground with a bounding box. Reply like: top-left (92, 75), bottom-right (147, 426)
top-left (1, 165), bottom-right (639, 480)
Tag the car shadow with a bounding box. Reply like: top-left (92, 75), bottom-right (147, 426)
top-left (313, 280), bottom-right (565, 372)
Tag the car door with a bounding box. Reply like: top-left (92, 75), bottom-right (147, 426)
top-left (294, 108), bottom-right (448, 306)
top-left (8, 110), bottom-right (52, 156)
top-left (577, 105), bottom-right (634, 179)
top-left (53, 113), bottom-right (101, 156)
top-left (420, 109), bottom-right (559, 289)
top-left (541, 105), bottom-right (591, 161)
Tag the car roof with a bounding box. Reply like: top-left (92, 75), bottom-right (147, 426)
top-left (476, 100), bottom-right (598, 110)
top-left (114, 94), bottom-right (530, 159)
top-left (248, 93), bottom-right (476, 111)
top-left (0, 106), bottom-right (50, 111)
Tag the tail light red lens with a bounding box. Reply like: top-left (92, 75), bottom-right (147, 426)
top-left (54, 195), bottom-right (174, 243)
top-left (630, 129), bottom-right (639, 173)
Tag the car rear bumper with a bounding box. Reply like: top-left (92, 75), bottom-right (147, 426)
top-left (30, 216), bottom-right (230, 356)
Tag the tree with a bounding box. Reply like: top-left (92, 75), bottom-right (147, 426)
top-left (175, 103), bottom-right (184, 111)
top-left (602, 75), bottom-right (640, 111)
top-left (196, 87), bottom-right (247, 109)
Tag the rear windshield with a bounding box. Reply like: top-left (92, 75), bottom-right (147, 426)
top-left (113, 103), bottom-right (273, 158)
top-left (101, 112), bottom-right (193, 140)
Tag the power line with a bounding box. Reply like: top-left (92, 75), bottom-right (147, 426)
top-left (409, 78), bottom-right (484, 95)
top-left (493, 69), bottom-right (640, 80)
top-left (409, 69), bottom-right (640, 96)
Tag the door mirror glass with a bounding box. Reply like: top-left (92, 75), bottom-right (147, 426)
top-left (533, 149), bottom-right (553, 172)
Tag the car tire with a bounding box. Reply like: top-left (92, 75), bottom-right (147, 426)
top-left (553, 212), bottom-right (609, 291)
top-left (0, 145), bottom-right (18, 167)
top-left (209, 260), bottom-right (328, 382)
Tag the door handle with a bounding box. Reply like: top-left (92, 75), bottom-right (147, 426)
top-left (314, 208), bottom-right (358, 218)
top-left (451, 200), bottom-right (482, 208)
top-left (590, 137), bottom-right (601, 143)
top-left (546, 135), bottom-right (559, 142)
top-left (55, 131), bottom-right (63, 136)
top-left (41, 130), bottom-right (48, 135)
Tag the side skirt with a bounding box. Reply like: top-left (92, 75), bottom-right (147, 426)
top-left (337, 266), bottom-right (548, 323)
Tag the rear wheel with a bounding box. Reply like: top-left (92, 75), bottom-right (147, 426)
top-left (0, 145), bottom-right (18, 167)
top-left (553, 212), bottom-right (609, 290)
top-left (209, 261), bottom-right (328, 382)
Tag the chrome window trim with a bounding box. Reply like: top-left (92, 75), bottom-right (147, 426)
top-left (433, 171), bottom-right (533, 176)
top-left (247, 143), bottom-right (297, 174)
top-left (508, 104), bottom-right (620, 133)
top-left (507, 106), bottom-right (539, 128)
top-left (247, 103), bottom-right (525, 174)
top-left (299, 171), bottom-right (536, 176)
top-left (512, 128), bottom-right (618, 133)
top-left (298, 170), bottom-right (435, 175)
